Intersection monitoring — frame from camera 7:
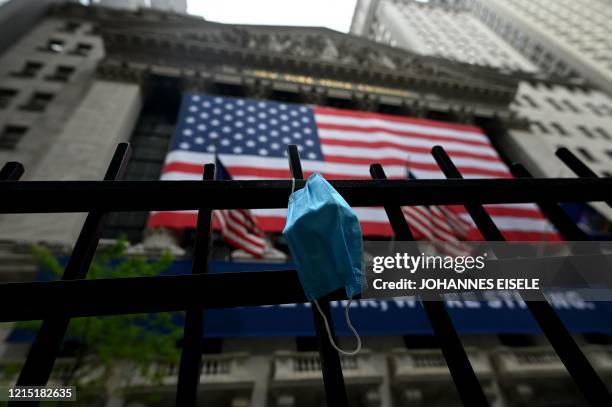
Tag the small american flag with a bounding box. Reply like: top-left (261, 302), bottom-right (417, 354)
top-left (212, 156), bottom-right (266, 257)
top-left (404, 170), bottom-right (471, 255)
top-left (148, 93), bottom-right (559, 241)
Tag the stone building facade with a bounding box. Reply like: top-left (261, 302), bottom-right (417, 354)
top-left (362, 0), bottom-right (537, 73)
top-left (465, 0), bottom-right (612, 93)
top-left (0, 2), bottom-right (611, 407)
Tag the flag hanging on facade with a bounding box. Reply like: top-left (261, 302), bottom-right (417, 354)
top-left (212, 156), bottom-right (266, 258)
top-left (148, 93), bottom-right (560, 241)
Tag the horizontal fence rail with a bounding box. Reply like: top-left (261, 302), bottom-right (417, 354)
top-left (2, 178), bottom-right (612, 212)
top-left (0, 252), bottom-right (607, 321)
top-left (0, 270), bottom-right (304, 322)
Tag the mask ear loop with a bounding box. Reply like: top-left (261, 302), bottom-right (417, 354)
top-left (313, 295), bottom-right (362, 356)
top-left (290, 178), bottom-right (296, 196)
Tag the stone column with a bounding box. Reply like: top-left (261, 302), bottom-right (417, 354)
top-left (0, 79), bottom-right (142, 248)
top-left (250, 355), bottom-right (272, 407)
top-left (134, 227), bottom-right (185, 257)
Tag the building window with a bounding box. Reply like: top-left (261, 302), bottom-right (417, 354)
top-left (585, 102), bottom-right (603, 116)
top-left (577, 125), bottom-right (594, 138)
top-left (546, 97), bottom-right (563, 111)
top-left (596, 127), bottom-right (612, 140)
top-left (39, 38), bottom-right (65, 53)
top-left (10, 61), bottom-right (43, 78)
top-left (599, 104), bottom-right (612, 116)
top-left (555, 61), bottom-right (569, 76)
top-left (521, 94), bottom-right (539, 108)
top-left (69, 42), bottom-right (93, 56)
top-left (0, 125), bottom-right (27, 150)
top-left (530, 121), bottom-right (549, 134)
top-left (19, 92), bottom-right (54, 112)
top-left (86, 24), bottom-right (100, 36)
top-left (541, 53), bottom-right (556, 70)
top-left (533, 44), bottom-right (543, 58)
top-left (562, 99), bottom-right (580, 113)
top-left (45, 65), bottom-right (75, 82)
top-left (551, 122), bottom-right (568, 135)
top-left (0, 88), bottom-right (18, 109)
top-left (577, 147), bottom-right (597, 162)
top-left (59, 21), bottom-right (80, 33)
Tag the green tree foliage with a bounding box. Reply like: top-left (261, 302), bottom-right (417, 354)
top-left (15, 237), bottom-right (183, 390)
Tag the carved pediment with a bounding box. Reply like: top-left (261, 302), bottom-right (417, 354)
top-left (177, 26), bottom-right (407, 70)
top-left (108, 19), bottom-right (507, 81)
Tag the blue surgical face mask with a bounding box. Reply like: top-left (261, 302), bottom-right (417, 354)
top-left (283, 172), bottom-right (364, 355)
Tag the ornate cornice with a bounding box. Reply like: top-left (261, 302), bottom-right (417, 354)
top-left (62, 5), bottom-right (516, 98)
top-left (95, 60), bottom-right (150, 84)
top-left (103, 24), bottom-right (517, 100)
top-left (51, 3), bottom-right (527, 123)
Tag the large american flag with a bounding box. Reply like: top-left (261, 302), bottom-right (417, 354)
top-left (148, 93), bottom-right (559, 241)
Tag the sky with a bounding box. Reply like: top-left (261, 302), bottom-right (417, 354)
top-left (187, 0), bottom-right (358, 33)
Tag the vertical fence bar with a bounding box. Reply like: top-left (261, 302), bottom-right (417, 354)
top-left (0, 162), bottom-right (25, 181)
top-left (556, 147), bottom-right (602, 178)
top-left (510, 163), bottom-right (588, 241)
top-left (287, 145), bottom-right (349, 407)
top-left (369, 163), bottom-right (490, 407)
top-left (12, 143), bottom-right (131, 406)
top-left (175, 163), bottom-right (215, 407)
top-left (431, 145), bottom-right (612, 406)
top-left (556, 147), bottom-right (612, 209)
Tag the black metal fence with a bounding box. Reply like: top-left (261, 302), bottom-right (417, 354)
top-left (1, 143), bottom-right (612, 406)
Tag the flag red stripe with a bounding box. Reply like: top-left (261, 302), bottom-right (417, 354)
top-left (317, 123), bottom-right (491, 148)
top-left (214, 209), bottom-right (266, 257)
top-left (404, 207), bottom-right (461, 243)
top-left (407, 206), bottom-right (457, 238)
top-left (314, 106), bottom-right (488, 134)
top-left (225, 216), bottom-right (266, 248)
top-left (222, 232), bottom-right (265, 257)
top-left (457, 205), bottom-right (546, 219)
top-left (323, 155), bottom-right (512, 178)
top-left (319, 137), bottom-right (500, 161)
top-left (225, 223), bottom-right (265, 251)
